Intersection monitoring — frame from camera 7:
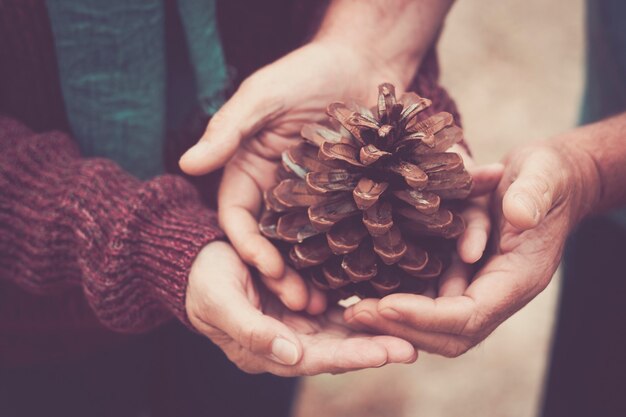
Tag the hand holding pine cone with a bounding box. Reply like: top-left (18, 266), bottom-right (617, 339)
top-left (259, 83), bottom-right (472, 300)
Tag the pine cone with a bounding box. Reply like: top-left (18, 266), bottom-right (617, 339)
top-left (259, 83), bottom-right (472, 299)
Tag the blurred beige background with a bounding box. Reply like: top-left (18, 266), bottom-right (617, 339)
top-left (294, 0), bottom-right (585, 416)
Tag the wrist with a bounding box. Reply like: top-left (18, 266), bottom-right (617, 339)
top-left (310, 0), bottom-right (454, 90)
top-left (549, 137), bottom-right (602, 223)
top-left (310, 36), bottom-right (422, 89)
top-left (185, 241), bottom-right (220, 333)
top-left (308, 38), bottom-right (418, 91)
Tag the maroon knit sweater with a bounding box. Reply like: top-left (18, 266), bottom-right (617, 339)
top-left (0, 0), bottom-right (461, 367)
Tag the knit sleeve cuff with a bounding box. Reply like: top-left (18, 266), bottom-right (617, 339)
top-left (78, 173), bottom-right (224, 333)
top-left (131, 189), bottom-right (224, 329)
top-left (0, 116), bottom-right (224, 334)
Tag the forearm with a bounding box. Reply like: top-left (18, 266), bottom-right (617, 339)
top-left (0, 116), bottom-right (222, 332)
top-left (313, 0), bottom-right (455, 87)
top-left (555, 112), bottom-right (626, 216)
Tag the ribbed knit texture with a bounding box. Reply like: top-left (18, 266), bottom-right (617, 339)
top-left (0, 117), bottom-right (223, 334)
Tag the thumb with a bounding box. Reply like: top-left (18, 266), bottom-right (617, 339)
top-left (219, 290), bottom-right (304, 366)
top-left (202, 243), bottom-right (303, 366)
top-left (179, 79), bottom-right (281, 176)
top-left (502, 149), bottom-right (564, 230)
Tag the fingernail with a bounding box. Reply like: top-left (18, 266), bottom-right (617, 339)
top-left (270, 337), bottom-right (299, 365)
top-left (379, 308), bottom-right (401, 320)
top-left (514, 194), bottom-right (539, 222)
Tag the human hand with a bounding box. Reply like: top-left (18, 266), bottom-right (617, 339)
top-left (179, 41), bottom-right (412, 302)
top-left (185, 241), bottom-right (417, 375)
top-left (344, 142), bottom-right (599, 357)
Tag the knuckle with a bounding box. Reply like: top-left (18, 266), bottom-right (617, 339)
top-left (437, 339), bottom-right (461, 358)
top-left (438, 338), bottom-right (474, 358)
top-left (527, 176), bottom-right (551, 198)
top-left (463, 310), bottom-right (488, 338)
top-left (445, 304), bottom-right (482, 338)
top-left (238, 325), bottom-right (268, 355)
top-left (537, 146), bottom-right (563, 165)
top-left (461, 318), bottom-right (480, 338)
top-left (524, 144), bottom-right (561, 165)
top-left (449, 307), bottom-right (486, 340)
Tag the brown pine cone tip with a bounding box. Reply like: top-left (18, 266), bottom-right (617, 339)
top-left (259, 83), bottom-right (472, 300)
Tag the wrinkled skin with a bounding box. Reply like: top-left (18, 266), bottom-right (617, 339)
top-left (186, 241), bottom-right (418, 376)
top-left (345, 143), bottom-right (599, 357)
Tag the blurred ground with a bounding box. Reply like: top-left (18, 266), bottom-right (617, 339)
top-left (294, 1), bottom-right (584, 416)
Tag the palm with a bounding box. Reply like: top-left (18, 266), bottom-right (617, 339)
top-left (454, 181), bottom-right (571, 335)
top-left (187, 242), bottom-right (416, 376)
top-left (342, 148), bottom-right (577, 358)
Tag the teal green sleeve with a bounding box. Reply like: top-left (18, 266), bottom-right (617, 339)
top-left (45, 0), bottom-right (229, 180)
top-left (177, 0), bottom-right (229, 116)
top-left (46, 0), bottom-right (167, 179)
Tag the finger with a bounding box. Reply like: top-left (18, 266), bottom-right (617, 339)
top-left (305, 282), bottom-right (328, 315)
top-left (265, 337), bottom-right (408, 376)
top-left (221, 206), bottom-right (285, 279)
top-left (259, 313), bottom-right (410, 375)
top-left (468, 163), bottom-right (505, 197)
top-left (260, 267), bottom-right (309, 312)
top-left (300, 336), bottom-right (389, 373)
top-left (423, 279), bottom-right (438, 298)
top-left (179, 80), bottom-right (283, 175)
top-left (219, 165), bottom-right (285, 279)
top-left (260, 328), bottom-right (418, 375)
top-left (438, 258), bottom-right (471, 297)
top-left (303, 307), bottom-right (417, 368)
top-left (294, 332), bottom-right (417, 374)
top-left (376, 253), bottom-right (537, 336)
top-left (370, 336), bottom-right (418, 364)
top-left (192, 243), bottom-right (302, 365)
top-left (457, 198), bottom-right (490, 263)
top-left (345, 299), bottom-right (471, 358)
top-left (502, 150), bottom-right (565, 230)
top-left (219, 293), bottom-right (303, 366)
top-left (375, 293), bottom-right (477, 335)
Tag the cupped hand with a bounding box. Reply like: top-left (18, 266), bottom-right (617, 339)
top-left (344, 143), bottom-right (598, 357)
top-left (186, 241), bottom-right (417, 376)
top-left (179, 41), bottom-right (410, 298)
